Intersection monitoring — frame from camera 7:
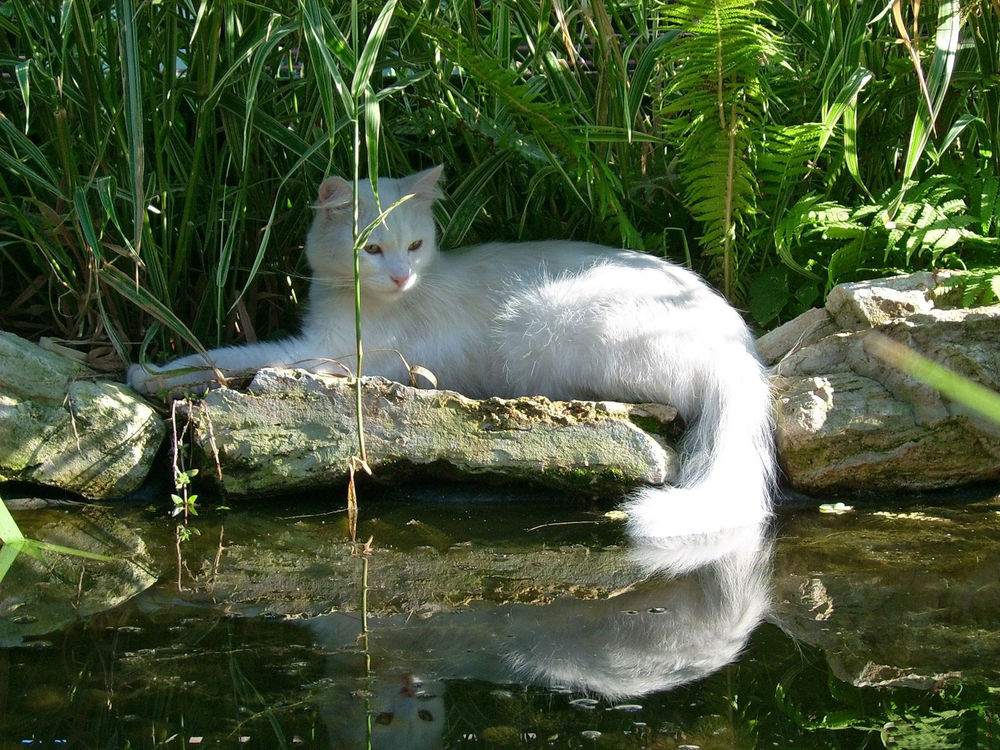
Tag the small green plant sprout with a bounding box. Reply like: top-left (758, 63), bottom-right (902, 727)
top-left (175, 523), bottom-right (200, 544)
top-left (169, 400), bottom-right (202, 532)
top-left (170, 468), bottom-right (200, 521)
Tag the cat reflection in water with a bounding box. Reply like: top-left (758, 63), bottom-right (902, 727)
top-left (311, 525), bottom-right (771, 749)
top-left (128, 166), bottom-right (775, 541)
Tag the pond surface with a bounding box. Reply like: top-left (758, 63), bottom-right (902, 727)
top-left (1, 483), bottom-right (998, 749)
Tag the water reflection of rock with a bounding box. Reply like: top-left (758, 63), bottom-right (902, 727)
top-left (308, 525), bottom-right (771, 749)
top-left (771, 499), bottom-right (1000, 689)
top-left (0, 504), bottom-right (159, 646)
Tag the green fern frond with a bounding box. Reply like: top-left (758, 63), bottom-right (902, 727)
top-left (777, 172), bottom-right (999, 290)
top-left (936, 266), bottom-right (1000, 307)
top-left (423, 19), bottom-right (580, 157)
top-left (654, 0), bottom-right (780, 299)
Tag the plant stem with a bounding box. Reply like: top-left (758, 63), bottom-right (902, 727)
top-left (352, 0), bottom-right (367, 465)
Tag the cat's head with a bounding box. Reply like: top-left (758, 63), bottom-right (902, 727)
top-left (306, 165), bottom-right (443, 299)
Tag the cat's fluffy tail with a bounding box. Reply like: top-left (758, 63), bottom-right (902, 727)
top-left (622, 352), bottom-right (775, 542)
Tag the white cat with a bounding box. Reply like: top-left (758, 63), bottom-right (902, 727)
top-left (127, 166), bottom-right (775, 539)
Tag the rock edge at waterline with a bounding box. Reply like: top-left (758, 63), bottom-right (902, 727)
top-left (0, 331), bottom-right (165, 499)
top-left (1, 269), bottom-right (998, 500)
top-left (180, 369), bottom-right (682, 497)
top-left (759, 271), bottom-right (1000, 493)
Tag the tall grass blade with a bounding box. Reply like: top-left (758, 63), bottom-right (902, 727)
top-left (866, 334), bottom-right (1000, 424)
top-left (818, 67), bottom-right (872, 154)
top-left (0, 497), bottom-right (25, 544)
top-left (116, 0), bottom-right (145, 256)
top-left (100, 265), bottom-right (211, 362)
top-left (352, 0), bottom-right (399, 97)
top-left (895, 0), bottom-right (960, 210)
top-left (0, 542), bottom-right (23, 585)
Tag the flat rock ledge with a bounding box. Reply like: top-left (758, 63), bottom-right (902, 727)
top-left (759, 271), bottom-right (1000, 493)
top-left (1, 269), bottom-right (997, 500)
top-left (179, 369), bottom-right (682, 497)
top-left (0, 331), bottom-right (165, 499)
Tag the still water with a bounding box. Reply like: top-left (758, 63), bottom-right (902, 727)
top-left (1, 484), bottom-right (998, 748)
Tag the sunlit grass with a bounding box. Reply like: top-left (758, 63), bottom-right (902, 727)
top-left (0, 0), bottom-right (996, 355)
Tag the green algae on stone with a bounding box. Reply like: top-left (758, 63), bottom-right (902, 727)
top-left (181, 370), bottom-right (680, 498)
top-left (0, 333), bottom-right (166, 498)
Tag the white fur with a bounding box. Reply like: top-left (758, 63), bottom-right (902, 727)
top-left (128, 166), bottom-right (775, 540)
top-left (308, 524), bottom-right (771, 744)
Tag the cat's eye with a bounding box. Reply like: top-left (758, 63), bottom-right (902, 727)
top-left (364, 244), bottom-right (383, 255)
top-left (407, 239), bottom-right (423, 252)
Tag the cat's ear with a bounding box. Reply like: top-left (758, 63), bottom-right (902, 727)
top-left (408, 164), bottom-right (444, 202)
top-left (315, 176), bottom-right (352, 211)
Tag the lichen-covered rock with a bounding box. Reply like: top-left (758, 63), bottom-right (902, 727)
top-left (0, 331), bottom-right (165, 498)
top-left (765, 274), bottom-right (1000, 493)
top-left (824, 271), bottom-right (944, 329)
top-left (181, 369), bottom-right (681, 498)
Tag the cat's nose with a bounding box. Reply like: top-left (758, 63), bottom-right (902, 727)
top-left (391, 274), bottom-right (412, 289)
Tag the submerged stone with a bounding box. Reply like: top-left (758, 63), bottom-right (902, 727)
top-left (771, 496), bottom-right (1000, 688)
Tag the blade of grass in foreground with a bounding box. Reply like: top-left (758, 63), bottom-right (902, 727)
top-left (0, 496), bottom-right (112, 586)
top-left (866, 333), bottom-right (1000, 425)
top-left (0, 497), bottom-right (24, 543)
top-left (0, 542), bottom-right (22, 584)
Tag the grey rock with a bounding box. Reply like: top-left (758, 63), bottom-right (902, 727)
top-left (0, 332), bottom-right (165, 498)
top-left (180, 369), bottom-right (682, 498)
top-left (825, 271), bottom-right (942, 330)
top-left (756, 306), bottom-right (838, 367)
top-left (772, 274), bottom-right (1000, 493)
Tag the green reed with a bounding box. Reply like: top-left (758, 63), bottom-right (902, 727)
top-left (0, 0), bottom-right (996, 355)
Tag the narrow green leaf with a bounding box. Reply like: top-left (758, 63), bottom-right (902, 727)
top-left (895, 0), bottom-right (961, 212)
top-left (27, 539), bottom-right (116, 562)
top-left (628, 31), bottom-right (680, 131)
top-left (842, 106), bottom-right (869, 197)
top-left (0, 498), bottom-right (25, 543)
top-left (229, 138), bottom-right (328, 314)
top-left (866, 334), bottom-right (1000, 425)
top-left (0, 541), bottom-right (23, 585)
top-left (301, 0), bottom-right (354, 121)
top-left (364, 84), bottom-right (381, 195)
top-left (14, 60), bottom-right (30, 131)
top-left (0, 111), bottom-right (61, 195)
top-left (352, 0), bottom-right (399, 97)
top-left (116, 0), bottom-right (145, 254)
top-left (934, 113), bottom-right (980, 164)
top-left (818, 67), bottom-right (872, 154)
top-left (74, 185), bottom-right (102, 263)
top-left (100, 264), bottom-right (209, 361)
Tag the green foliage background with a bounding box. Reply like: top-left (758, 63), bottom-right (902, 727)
top-left (0, 0), bottom-right (998, 365)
